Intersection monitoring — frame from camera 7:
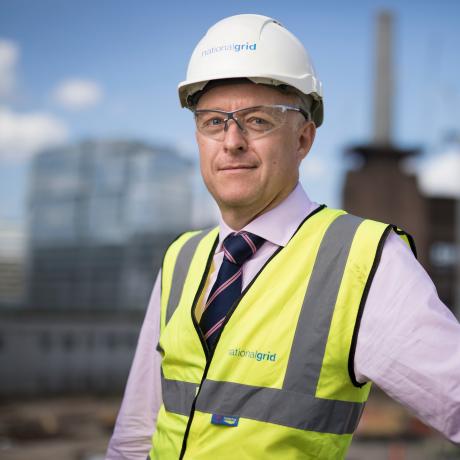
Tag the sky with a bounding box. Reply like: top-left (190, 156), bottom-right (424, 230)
top-left (0, 0), bottom-right (459, 227)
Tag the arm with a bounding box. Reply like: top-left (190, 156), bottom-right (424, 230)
top-left (106, 271), bottom-right (163, 460)
top-left (354, 232), bottom-right (460, 444)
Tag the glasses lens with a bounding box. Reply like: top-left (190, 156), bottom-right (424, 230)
top-left (194, 105), bottom-right (293, 141)
top-left (195, 111), bottom-right (227, 139)
top-left (237, 106), bottom-right (289, 138)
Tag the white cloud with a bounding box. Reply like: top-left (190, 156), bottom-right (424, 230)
top-left (0, 106), bottom-right (69, 161)
top-left (0, 39), bottom-right (19, 99)
top-left (418, 148), bottom-right (460, 198)
top-left (53, 78), bottom-right (103, 110)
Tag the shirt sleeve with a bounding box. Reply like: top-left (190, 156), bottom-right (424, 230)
top-left (106, 270), bottom-right (163, 459)
top-left (354, 231), bottom-right (460, 445)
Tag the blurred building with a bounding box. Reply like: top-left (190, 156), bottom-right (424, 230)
top-left (27, 139), bottom-right (193, 311)
top-left (426, 196), bottom-right (457, 308)
top-left (0, 312), bottom-right (140, 395)
top-left (0, 139), bottom-right (197, 396)
top-left (344, 145), bottom-right (458, 315)
top-left (343, 11), bottom-right (459, 315)
top-left (0, 221), bottom-right (26, 308)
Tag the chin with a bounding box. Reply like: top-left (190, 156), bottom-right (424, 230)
top-left (215, 190), bottom-right (258, 210)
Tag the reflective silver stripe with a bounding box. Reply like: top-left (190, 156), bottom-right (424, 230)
top-left (162, 374), bottom-right (198, 416)
top-left (195, 379), bottom-right (364, 435)
top-left (283, 213), bottom-right (363, 394)
top-left (166, 229), bottom-right (213, 325)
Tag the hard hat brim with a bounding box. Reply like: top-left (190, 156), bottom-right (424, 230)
top-left (178, 75), bottom-right (323, 127)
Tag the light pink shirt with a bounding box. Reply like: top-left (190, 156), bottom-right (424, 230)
top-left (106, 184), bottom-right (460, 459)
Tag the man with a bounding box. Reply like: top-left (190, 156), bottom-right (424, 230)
top-left (107, 14), bottom-right (460, 459)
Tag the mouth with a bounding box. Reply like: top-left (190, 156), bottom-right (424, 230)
top-left (219, 165), bottom-right (257, 172)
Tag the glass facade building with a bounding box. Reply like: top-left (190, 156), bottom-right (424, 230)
top-left (27, 140), bottom-right (194, 311)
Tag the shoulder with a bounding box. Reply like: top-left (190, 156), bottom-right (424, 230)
top-left (378, 230), bottom-right (427, 291)
top-left (162, 226), bottom-right (219, 274)
top-left (330, 209), bottom-right (417, 258)
top-left (165, 227), bottom-right (218, 253)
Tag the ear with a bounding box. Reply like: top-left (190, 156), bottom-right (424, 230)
top-left (296, 121), bottom-right (316, 161)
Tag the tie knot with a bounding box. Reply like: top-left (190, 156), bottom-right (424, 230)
top-left (222, 232), bottom-right (265, 266)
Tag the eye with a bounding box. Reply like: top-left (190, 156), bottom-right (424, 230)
top-left (195, 112), bottom-right (227, 131)
top-left (200, 114), bottom-right (225, 127)
top-left (249, 117), bottom-right (268, 125)
top-left (246, 116), bottom-right (274, 131)
top-left (208, 117), bottom-right (225, 126)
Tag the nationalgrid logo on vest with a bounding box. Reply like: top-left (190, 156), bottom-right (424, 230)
top-left (228, 348), bottom-right (277, 362)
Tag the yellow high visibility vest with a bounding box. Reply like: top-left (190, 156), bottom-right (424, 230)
top-left (149, 207), bottom-right (416, 460)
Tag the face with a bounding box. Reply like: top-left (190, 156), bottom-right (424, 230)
top-left (195, 82), bottom-right (316, 224)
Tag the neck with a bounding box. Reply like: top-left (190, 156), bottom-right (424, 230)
top-left (219, 184), bottom-right (297, 231)
top-left (220, 209), bottom-right (260, 231)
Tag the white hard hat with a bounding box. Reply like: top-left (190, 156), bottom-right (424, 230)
top-left (178, 14), bottom-right (324, 127)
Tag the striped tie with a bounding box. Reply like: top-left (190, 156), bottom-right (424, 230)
top-left (199, 231), bottom-right (265, 351)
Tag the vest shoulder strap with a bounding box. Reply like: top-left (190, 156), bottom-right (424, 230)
top-left (161, 227), bottom-right (218, 330)
top-left (390, 225), bottom-right (417, 258)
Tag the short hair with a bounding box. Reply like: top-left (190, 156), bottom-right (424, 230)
top-left (276, 84), bottom-right (313, 115)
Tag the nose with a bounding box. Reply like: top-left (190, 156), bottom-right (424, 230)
top-left (223, 119), bottom-right (247, 153)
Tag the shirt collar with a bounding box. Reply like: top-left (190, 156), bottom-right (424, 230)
top-left (217, 183), bottom-right (319, 251)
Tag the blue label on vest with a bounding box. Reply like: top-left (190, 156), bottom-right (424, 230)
top-left (211, 414), bottom-right (239, 427)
